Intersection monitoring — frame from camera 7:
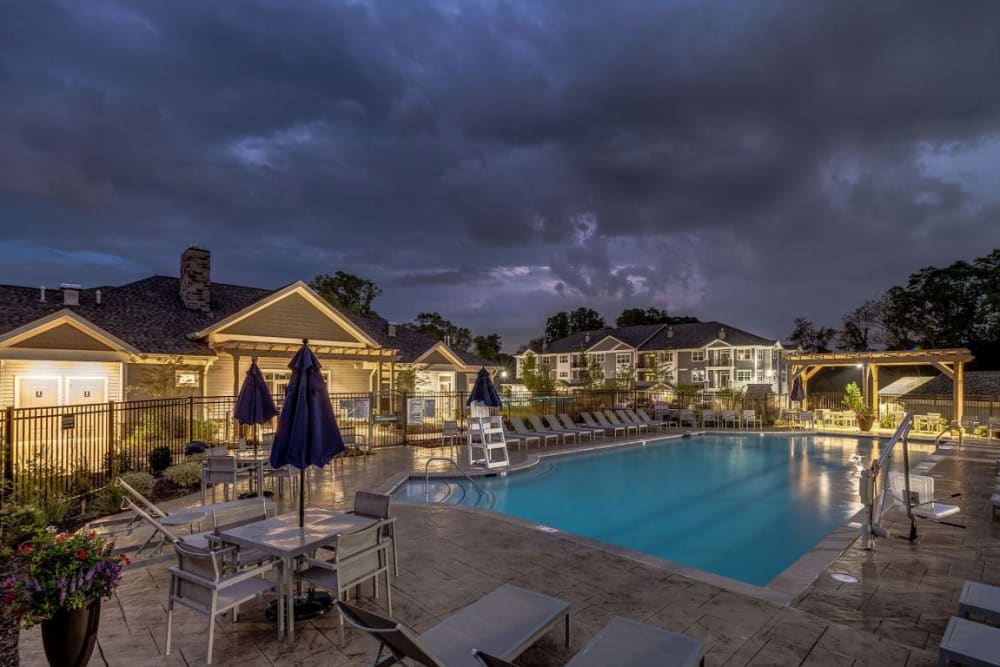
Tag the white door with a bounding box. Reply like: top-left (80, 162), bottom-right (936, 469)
top-left (66, 378), bottom-right (108, 405)
top-left (16, 377), bottom-right (61, 408)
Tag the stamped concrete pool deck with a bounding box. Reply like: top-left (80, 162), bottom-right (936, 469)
top-left (17, 431), bottom-right (1000, 666)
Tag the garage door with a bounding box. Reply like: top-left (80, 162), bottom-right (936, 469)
top-left (16, 377), bottom-right (61, 408)
top-left (66, 378), bottom-right (108, 405)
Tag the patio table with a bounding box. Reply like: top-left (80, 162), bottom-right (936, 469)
top-left (217, 508), bottom-right (376, 641)
top-left (234, 452), bottom-right (267, 494)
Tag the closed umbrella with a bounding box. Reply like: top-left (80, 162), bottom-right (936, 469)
top-left (790, 376), bottom-right (806, 406)
top-left (466, 367), bottom-right (503, 408)
top-left (234, 358), bottom-right (279, 496)
top-left (269, 340), bottom-right (345, 526)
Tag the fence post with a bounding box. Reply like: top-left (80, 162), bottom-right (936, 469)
top-left (187, 396), bottom-right (195, 442)
top-left (401, 391), bottom-right (408, 445)
top-left (367, 391), bottom-right (374, 447)
top-left (2, 407), bottom-right (13, 499)
top-left (106, 400), bottom-right (116, 480)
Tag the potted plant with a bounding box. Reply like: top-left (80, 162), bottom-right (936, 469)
top-left (1, 503), bottom-right (46, 667)
top-left (1, 530), bottom-right (128, 666)
top-left (843, 382), bottom-right (877, 432)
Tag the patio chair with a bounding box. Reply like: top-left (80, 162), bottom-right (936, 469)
top-left (959, 581), bottom-right (1000, 625)
top-left (205, 446), bottom-right (229, 456)
top-left (298, 522), bottom-right (392, 646)
top-left (720, 410), bottom-right (739, 429)
top-left (596, 411), bottom-right (637, 436)
top-left (559, 413), bottom-right (605, 438)
top-left (938, 616), bottom-right (1000, 667)
top-left (528, 414), bottom-right (578, 444)
top-left (960, 415), bottom-right (981, 436)
top-left (123, 498), bottom-right (213, 557)
top-left (202, 456), bottom-right (252, 504)
top-left (474, 615), bottom-right (705, 667)
top-left (989, 417), bottom-right (1000, 440)
top-left (509, 417), bottom-right (559, 447)
top-left (625, 409), bottom-right (665, 432)
top-left (678, 409), bottom-right (697, 427)
top-left (581, 411), bottom-right (624, 437)
top-left (545, 415), bottom-right (594, 441)
top-left (166, 541), bottom-right (278, 664)
top-left (442, 420), bottom-right (462, 455)
top-left (701, 410), bottom-right (720, 428)
top-left (798, 411), bottom-right (815, 429)
top-left (610, 410), bottom-right (649, 434)
top-left (741, 410), bottom-right (762, 429)
top-left (350, 491), bottom-right (398, 577)
top-left (335, 583), bottom-right (569, 667)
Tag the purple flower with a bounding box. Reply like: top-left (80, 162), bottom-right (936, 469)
top-left (59, 590), bottom-right (66, 604)
top-left (85, 569), bottom-right (94, 582)
top-left (57, 577), bottom-right (66, 589)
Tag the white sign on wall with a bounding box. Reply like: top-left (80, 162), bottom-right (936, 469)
top-left (407, 398), bottom-right (424, 425)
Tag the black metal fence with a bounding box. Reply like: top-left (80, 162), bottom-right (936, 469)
top-left (805, 391), bottom-right (1000, 423)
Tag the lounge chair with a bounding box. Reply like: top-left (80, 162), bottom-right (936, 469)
top-left (336, 583), bottom-right (570, 667)
top-left (509, 417), bottom-right (559, 447)
top-left (636, 408), bottom-right (669, 430)
top-left (595, 411), bottom-right (636, 436)
top-left (959, 581), bottom-right (1000, 625)
top-left (610, 410), bottom-right (649, 434)
top-left (887, 472), bottom-right (961, 520)
top-left (559, 413), bottom-right (605, 439)
top-left (939, 616), bottom-right (1000, 667)
top-left (720, 410), bottom-right (739, 429)
top-left (701, 410), bottom-right (720, 428)
top-left (475, 615), bottom-right (705, 667)
top-left (581, 412), bottom-right (624, 437)
top-left (625, 409), bottom-right (665, 432)
top-left (528, 415), bottom-right (579, 444)
top-left (678, 409), bottom-right (697, 427)
top-left (546, 415), bottom-right (594, 441)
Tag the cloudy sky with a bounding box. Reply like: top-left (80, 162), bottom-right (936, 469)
top-left (2, 1), bottom-right (1000, 350)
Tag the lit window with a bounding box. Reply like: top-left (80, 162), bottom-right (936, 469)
top-left (591, 353), bottom-right (605, 363)
top-left (558, 355), bottom-right (569, 363)
top-left (691, 351), bottom-right (706, 362)
top-left (736, 370), bottom-right (752, 382)
top-left (736, 349), bottom-right (752, 361)
top-left (616, 353), bottom-right (631, 365)
top-left (175, 371), bottom-right (199, 388)
top-left (559, 371), bottom-right (569, 378)
top-left (659, 351), bottom-right (673, 362)
top-left (690, 370), bottom-right (706, 382)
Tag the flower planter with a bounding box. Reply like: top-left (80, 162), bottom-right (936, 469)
top-left (856, 414), bottom-right (876, 432)
top-left (41, 598), bottom-right (101, 667)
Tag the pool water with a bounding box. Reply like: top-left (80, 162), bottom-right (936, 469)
top-left (394, 434), bottom-right (931, 586)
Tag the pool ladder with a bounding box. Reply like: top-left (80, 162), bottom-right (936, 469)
top-left (423, 457), bottom-right (494, 507)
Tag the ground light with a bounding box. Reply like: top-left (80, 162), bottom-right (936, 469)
top-left (830, 572), bottom-right (859, 584)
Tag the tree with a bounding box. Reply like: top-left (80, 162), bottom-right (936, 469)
top-left (412, 312), bottom-right (472, 351)
top-left (520, 355), bottom-right (555, 395)
top-left (545, 312), bottom-right (570, 342)
top-left (568, 307), bottom-right (605, 334)
top-left (583, 356), bottom-right (604, 389)
top-left (837, 300), bottom-right (884, 351)
top-left (395, 368), bottom-right (416, 393)
top-left (127, 357), bottom-right (194, 399)
top-left (788, 317), bottom-right (836, 353)
top-left (616, 360), bottom-right (635, 390)
top-left (472, 333), bottom-right (502, 363)
top-left (615, 307), bottom-right (699, 327)
top-left (310, 271), bottom-right (381, 316)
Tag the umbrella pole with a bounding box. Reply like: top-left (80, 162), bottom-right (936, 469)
top-left (299, 466), bottom-right (305, 527)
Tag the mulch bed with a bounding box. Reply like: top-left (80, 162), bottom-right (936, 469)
top-left (0, 616), bottom-right (18, 667)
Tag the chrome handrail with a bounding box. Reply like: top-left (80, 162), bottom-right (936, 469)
top-left (423, 457), bottom-right (492, 505)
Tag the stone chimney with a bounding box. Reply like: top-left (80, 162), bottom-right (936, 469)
top-left (180, 246), bottom-right (211, 312)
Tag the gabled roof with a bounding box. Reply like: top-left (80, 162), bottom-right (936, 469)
top-left (346, 313), bottom-right (496, 367)
top-left (0, 277), bottom-right (273, 355)
top-left (881, 371), bottom-right (1000, 397)
top-left (528, 320), bottom-right (777, 356)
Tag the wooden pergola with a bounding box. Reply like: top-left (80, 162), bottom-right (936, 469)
top-left (786, 348), bottom-right (974, 422)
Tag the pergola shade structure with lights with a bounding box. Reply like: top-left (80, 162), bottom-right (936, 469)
top-left (786, 348), bottom-right (974, 423)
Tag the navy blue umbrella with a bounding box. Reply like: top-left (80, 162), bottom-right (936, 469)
top-left (790, 376), bottom-right (806, 404)
top-left (467, 367), bottom-right (503, 408)
top-left (234, 359), bottom-right (279, 495)
top-left (269, 340), bottom-right (345, 526)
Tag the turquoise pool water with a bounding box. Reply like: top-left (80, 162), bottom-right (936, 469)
top-left (394, 434), bottom-right (931, 586)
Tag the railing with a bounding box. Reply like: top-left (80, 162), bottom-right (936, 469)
top-left (423, 456), bottom-right (493, 506)
top-left (861, 412), bottom-right (914, 549)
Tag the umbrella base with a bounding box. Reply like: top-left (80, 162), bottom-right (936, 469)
top-left (265, 592), bottom-right (333, 622)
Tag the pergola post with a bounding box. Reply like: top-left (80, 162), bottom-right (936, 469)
top-left (954, 361), bottom-right (965, 424)
top-left (870, 364), bottom-right (879, 416)
top-left (231, 352), bottom-right (241, 395)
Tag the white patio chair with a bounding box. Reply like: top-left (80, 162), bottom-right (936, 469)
top-left (166, 541), bottom-right (278, 664)
top-left (741, 410), bottom-right (762, 430)
top-left (202, 456), bottom-right (251, 504)
top-left (701, 410), bottom-right (720, 428)
top-left (720, 410), bottom-right (739, 429)
top-left (799, 411), bottom-right (814, 429)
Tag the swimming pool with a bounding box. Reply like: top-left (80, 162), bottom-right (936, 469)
top-left (394, 434), bottom-right (932, 586)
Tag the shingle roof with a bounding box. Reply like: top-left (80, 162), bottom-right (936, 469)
top-left (335, 313), bottom-right (495, 367)
top-left (531, 320), bottom-right (777, 355)
top-left (0, 277), bottom-right (274, 355)
top-left (881, 372), bottom-right (1000, 397)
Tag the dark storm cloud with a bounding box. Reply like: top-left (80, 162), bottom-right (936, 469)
top-left (2, 0), bottom-right (1000, 348)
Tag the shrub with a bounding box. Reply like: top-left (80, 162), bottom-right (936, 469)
top-left (152, 477), bottom-right (181, 499)
top-left (0, 504), bottom-right (45, 555)
top-left (147, 446), bottom-right (173, 474)
top-left (163, 462), bottom-right (202, 488)
top-left (127, 414), bottom-right (219, 448)
top-left (119, 471), bottom-right (155, 497)
top-left (88, 485), bottom-right (126, 518)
